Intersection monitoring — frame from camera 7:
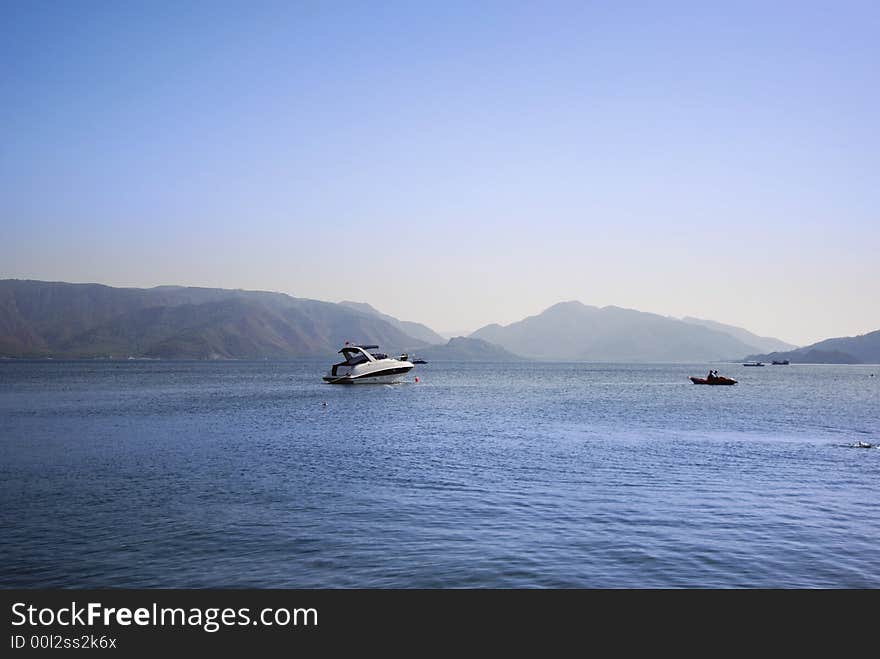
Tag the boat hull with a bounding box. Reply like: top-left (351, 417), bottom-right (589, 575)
top-left (323, 364), bottom-right (414, 384)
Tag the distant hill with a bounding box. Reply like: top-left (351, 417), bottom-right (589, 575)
top-left (681, 316), bottom-right (797, 353)
top-left (747, 329), bottom-right (880, 364)
top-left (339, 301), bottom-right (445, 345)
top-left (470, 301), bottom-right (763, 361)
top-left (411, 337), bottom-right (525, 362)
top-left (0, 280), bottom-right (425, 359)
top-left (438, 329), bottom-right (475, 340)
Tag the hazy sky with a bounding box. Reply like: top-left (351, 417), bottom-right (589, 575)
top-left (2, 1), bottom-right (878, 345)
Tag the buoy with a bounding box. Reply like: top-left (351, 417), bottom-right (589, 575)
top-left (414, 377), bottom-right (419, 383)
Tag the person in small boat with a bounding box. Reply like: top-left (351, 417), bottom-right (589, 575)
top-left (707, 370), bottom-right (715, 382)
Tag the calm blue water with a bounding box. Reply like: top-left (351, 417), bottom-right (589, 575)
top-left (1, 361), bottom-right (878, 588)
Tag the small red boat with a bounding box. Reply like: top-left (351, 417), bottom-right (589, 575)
top-left (690, 376), bottom-right (737, 385)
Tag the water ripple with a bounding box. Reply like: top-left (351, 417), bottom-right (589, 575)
top-left (1, 360), bottom-right (878, 587)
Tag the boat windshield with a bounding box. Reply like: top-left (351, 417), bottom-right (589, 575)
top-left (345, 352), bottom-right (369, 366)
top-left (338, 346), bottom-right (375, 365)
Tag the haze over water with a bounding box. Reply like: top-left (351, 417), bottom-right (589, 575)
top-left (2, 360), bottom-right (877, 588)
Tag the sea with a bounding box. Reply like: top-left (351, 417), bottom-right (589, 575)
top-left (1, 360), bottom-right (878, 588)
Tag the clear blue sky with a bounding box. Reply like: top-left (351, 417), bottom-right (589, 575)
top-left (2, 1), bottom-right (878, 345)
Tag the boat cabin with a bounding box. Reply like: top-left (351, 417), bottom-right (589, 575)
top-left (330, 345), bottom-right (386, 375)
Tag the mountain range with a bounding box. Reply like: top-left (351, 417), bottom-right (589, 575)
top-left (680, 317), bottom-right (797, 354)
top-left (7, 279), bottom-right (872, 363)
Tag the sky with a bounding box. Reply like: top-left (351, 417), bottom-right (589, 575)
top-left (2, 1), bottom-right (878, 346)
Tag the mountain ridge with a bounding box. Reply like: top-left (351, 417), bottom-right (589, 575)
top-left (680, 316), bottom-right (797, 353)
top-left (412, 337), bottom-right (525, 362)
top-left (339, 300), bottom-right (445, 345)
top-left (0, 280), bottom-right (427, 359)
top-left (470, 301), bottom-right (771, 362)
top-left (3, 280), bottom-right (866, 363)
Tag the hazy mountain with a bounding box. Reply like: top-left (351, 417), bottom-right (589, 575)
top-left (470, 301), bottom-right (762, 361)
top-left (339, 301), bottom-right (445, 345)
top-left (438, 329), bottom-right (476, 340)
top-left (8, 279), bottom-right (867, 364)
top-left (681, 316), bottom-right (797, 353)
top-left (0, 280), bottom-right (424, 359)
top-left (411, 337), bottom-right (525, 362)
top-left (747, 329), bottom-right (880, 364)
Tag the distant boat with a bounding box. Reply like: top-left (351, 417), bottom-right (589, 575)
top-left (398, 353), bottom-right (427, 364)
top-left (771, 360), bottom-right (790, 365)
top-left (743, 362), bottom-right (765, 367)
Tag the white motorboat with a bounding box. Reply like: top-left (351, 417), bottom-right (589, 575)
top-left (323, 344), bottom-right (414, 384)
